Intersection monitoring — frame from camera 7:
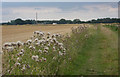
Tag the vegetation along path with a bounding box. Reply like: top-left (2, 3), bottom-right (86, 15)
top-left (60, 25), bottom-right (118, 75)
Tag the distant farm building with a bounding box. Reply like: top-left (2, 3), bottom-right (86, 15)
top-left (53, 23), bottom-right (57, 25)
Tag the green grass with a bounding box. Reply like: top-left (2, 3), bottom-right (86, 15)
top-left (103, 24), bottom-right (118, 32)
top-left (57, 25), bottom-right (118, 75)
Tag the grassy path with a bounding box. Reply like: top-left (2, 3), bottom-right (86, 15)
top-left (61, 25), bottom-right (118, 75)
top-left (78, 25), bottom-right (118, 75)
top-left (80, 25), bottom-right (118, 75)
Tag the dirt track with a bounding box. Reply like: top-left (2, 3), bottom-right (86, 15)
top-left (2, 24), bottom-right (79, 43)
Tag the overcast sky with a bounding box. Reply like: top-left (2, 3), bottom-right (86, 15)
top-left (2, 0), bottom-right (120, 2)
top-left (2, 2), bottom-right (118, 22)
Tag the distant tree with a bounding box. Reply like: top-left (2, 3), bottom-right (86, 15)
top-left (14, 18), bottom-right (25, 25)
top-left (25, 20), bottom-right (34, 24)
top-left (2, 18), bottom-right (120, 25)
top-left (66, 20), bottom-right (73, 24)
top-left (59, 19), bottom-right (66, 24)
top-left (73, 19), bottom-right (81, 24)
top-left (10, 20), bottom-right (16, 25)
top-left (10, 18), bottom-right (25, 25)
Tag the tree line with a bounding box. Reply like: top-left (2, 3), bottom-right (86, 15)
top-left (2, 18), bottom-right (120, 25)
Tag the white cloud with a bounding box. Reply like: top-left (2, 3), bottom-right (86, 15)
top-left (2, 7), bottom-right (62, 22)
top-left (2, 3), bottom-right (118, 22)
top-left (83, 4), bottom-right (118, 12)
top-left (11, 7), bottom-right (62, 14)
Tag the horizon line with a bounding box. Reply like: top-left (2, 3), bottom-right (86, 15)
top-left (2, 17), bottom-right (119, 23)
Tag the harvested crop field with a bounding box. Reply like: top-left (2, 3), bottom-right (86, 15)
top-left (2, 24), bottom-right (80, 44)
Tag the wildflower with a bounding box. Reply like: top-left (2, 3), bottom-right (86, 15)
top-left (43, 50), bottom-right (48, 53)
top-left (52, 34), bottom-right (55, 38)
top-left (35, 38), bottom-right (38, 42)
top-left (43, 58), bottom-right (46, 61)
top-left (47, 43), bottom-right (50, 47)
top-left (16, 41), bottom-right (23, 47)
top-left (48, 37), bottom-right (52, 41)
top-left (7, 47), bottom-right (14, 52)
top-left (58, 43), bottom-right (63, 46)
top-left (21, 64), bottom-right (26, 72)
top-left (8, 70), bottom-right (10, 73)
top-left (3, 42), bottom-right (12, 47)
top-left (50, 40), bottom-right (54, 43)
top-left (63, 48), bottom-right (66, 51)
top-left (29, 46), bottom-right (36, 50)
top-left (35, 42), bottom-right (40, 46)
top-left (47, 32), bottom-right (50, 36)
top-left (17, 57), bottom-right (21, 61)
top-left (53, 38), bottom-right (57, 42)
top-left (39, 59), bottom-right (42, 62)
top-left (26, 64), bottom-right (30, 69)
top-left (46, 39), bottom-right (49, 43)
top-left (21, 49), bottom-right (25, 52)
top-left (38, 49), bottom-right (42, 53)
top-left (53, 46), bottom-right (55, 50)
top-left (26, 40), bottom-right (32, 44)
top-left (32, 55), bottom-right (39, 61)
top-left (59, 51), bottom-right (63, 56)
top-left (60, 46), bottom-right (64, 50)
top-left (63, 50), bottom-right (66, 53)
top-left (11, 42), bottom-right (17, 47)
top-left (44, 46), bottom-right (49, 51)
top-left (19, 52), bottom-right (24, 56)
top-left (15, 62), bottom-right (21, 66)
top-left (42, 57), bottom-right (46, 61)
top-left (42, 37), bottom-right (45, 40)
top-left (29, 46), bottom-right (32, 49)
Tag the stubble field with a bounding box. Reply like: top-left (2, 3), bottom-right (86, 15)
top-left (2, 24), bottom-right (79, 43)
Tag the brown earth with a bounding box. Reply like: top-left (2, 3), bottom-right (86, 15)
top-left (2, 24), bottom-right (80, 44)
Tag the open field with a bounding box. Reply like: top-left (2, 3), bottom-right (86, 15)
top-left (2, 24), bottom-right (80, 44)
top-left (2, 24), bottom-right (118, 75)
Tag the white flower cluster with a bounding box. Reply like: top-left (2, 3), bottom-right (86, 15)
top-left (3, 31), bottom-right (66, 74)
top-left (3, 41), bottom-right (23, 52)
top-left (71, 25), bottom-right (88, 34)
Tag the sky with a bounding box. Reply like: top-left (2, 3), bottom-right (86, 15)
top-left (2, 2), bottom-right (118, 22)
top-left (2, 0), bottom-right (120, 2)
